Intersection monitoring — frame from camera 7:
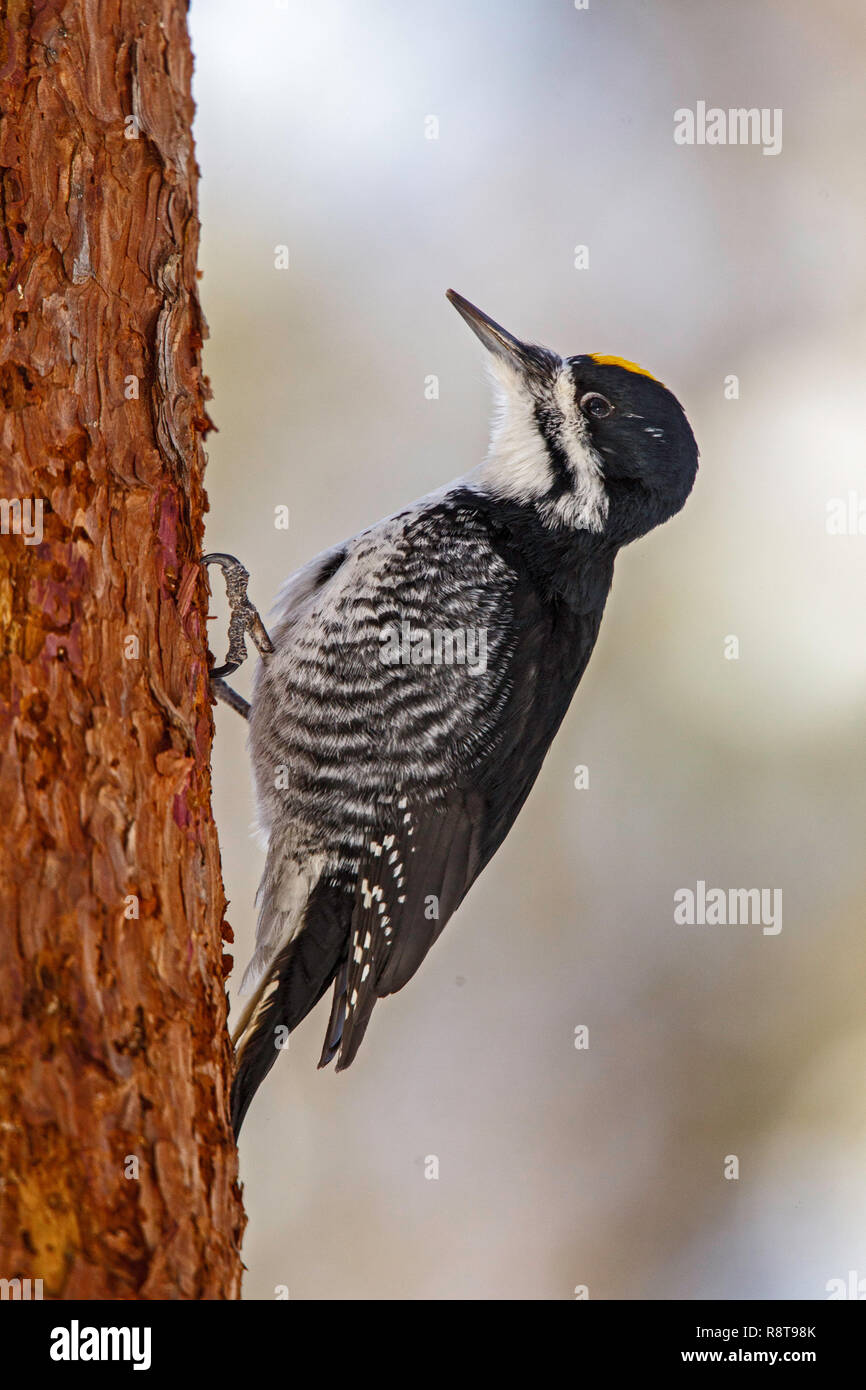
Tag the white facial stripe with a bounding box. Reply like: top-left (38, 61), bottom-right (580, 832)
top-left (540, 369), bottom-right (608, 532)
top-left (471, 358), bottom-right (608, 533)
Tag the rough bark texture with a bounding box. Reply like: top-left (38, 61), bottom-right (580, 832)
top-left (0, 1), bottom-right (245, 1298)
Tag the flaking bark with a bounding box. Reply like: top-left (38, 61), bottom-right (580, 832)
top-left (0, 1), bottom-right (245, 1298)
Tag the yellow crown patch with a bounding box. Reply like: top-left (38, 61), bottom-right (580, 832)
top-left (589, 354), bottom-right (658, 382)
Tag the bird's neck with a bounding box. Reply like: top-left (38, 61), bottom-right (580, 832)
top-left (451, 482), bottom-right (617, 616)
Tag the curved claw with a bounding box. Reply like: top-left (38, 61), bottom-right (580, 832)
top-left (210, 659), bottom-right (240, 680)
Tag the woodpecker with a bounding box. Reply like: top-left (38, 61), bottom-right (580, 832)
top-left (207, 290), bottom-right (699, 1137)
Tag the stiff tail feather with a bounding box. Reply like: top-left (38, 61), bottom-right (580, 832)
top-left (230, 879), bottom-right (349, 1136)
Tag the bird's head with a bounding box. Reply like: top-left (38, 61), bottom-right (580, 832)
top-left (448, 290), bottom-right (699, 547)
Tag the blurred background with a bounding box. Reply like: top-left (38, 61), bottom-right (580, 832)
top-left (188, 0), bottom-right (866, 1299)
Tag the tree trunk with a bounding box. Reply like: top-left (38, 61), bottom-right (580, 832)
top-left (0, 1), bottom-right (245, 1298)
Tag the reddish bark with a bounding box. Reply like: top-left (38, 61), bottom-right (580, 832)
top-left (0, 1), bottom-right (245, 1297)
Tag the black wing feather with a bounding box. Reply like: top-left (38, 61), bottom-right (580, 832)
top-left (326, 582), bottom-right (596, 1070)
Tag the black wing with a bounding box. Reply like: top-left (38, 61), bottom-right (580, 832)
top-left (330, 575), bottom-right (598, 1068)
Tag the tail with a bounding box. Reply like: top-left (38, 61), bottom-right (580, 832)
top-left (230, 879), bottom-right (349, 1137)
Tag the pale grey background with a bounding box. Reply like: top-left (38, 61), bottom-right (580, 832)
top-left (189, 0), bottom-right (866, 1299)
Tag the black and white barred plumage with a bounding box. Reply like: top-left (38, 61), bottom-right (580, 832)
top-left (228, 291), bottom-right (698, 1135)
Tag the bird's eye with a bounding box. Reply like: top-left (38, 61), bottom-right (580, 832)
top-left (580, 392), bottom-right (614, 420)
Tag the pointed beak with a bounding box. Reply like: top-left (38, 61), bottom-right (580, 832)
top-left (446, 289), bottom-right (534, 371)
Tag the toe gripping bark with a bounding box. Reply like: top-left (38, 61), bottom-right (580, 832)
top-left (202, 553), bottom-right (274, 720)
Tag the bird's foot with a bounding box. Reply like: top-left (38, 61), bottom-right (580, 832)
top-left (202, 552), bottom-right (274, 680)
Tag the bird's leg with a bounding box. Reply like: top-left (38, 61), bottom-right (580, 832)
top-left (202, 552), bottom-right (274, 719)
top-left (210, 675), bottom-right (251, 721)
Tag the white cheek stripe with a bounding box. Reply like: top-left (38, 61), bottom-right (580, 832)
top-left (468, 360), bottom-right (609, 533)
top-left (540, 370), bottom-right (609, 532)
